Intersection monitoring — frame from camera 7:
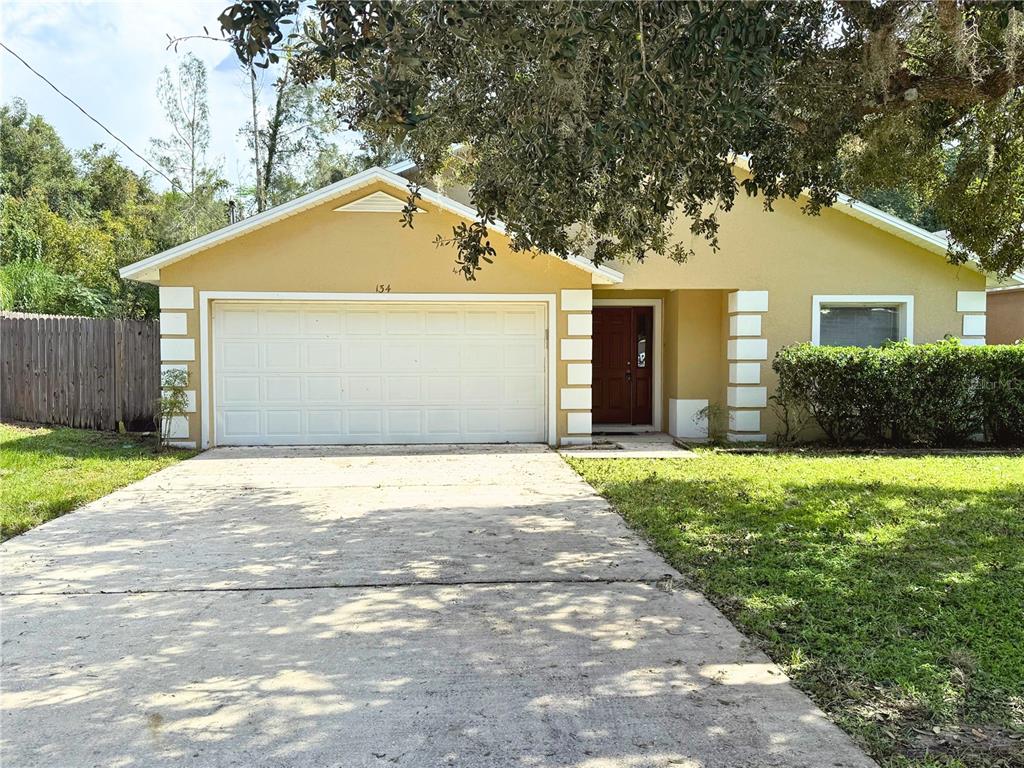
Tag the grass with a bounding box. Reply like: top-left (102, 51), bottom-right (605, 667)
top-left (0, 422), bottom-right (196, 541)
top-left (566, 452), bottom-right (1024, 768)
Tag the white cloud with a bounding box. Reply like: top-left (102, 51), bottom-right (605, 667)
top-left (0, 0), bottom-right (348, 191)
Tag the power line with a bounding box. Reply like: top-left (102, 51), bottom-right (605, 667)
top-left (0, 40), bottom-right (188, 195)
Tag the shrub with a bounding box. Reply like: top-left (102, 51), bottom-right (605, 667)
top-left (772, 341), bottom-right (1024, 447)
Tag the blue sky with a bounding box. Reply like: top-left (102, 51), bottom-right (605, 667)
top-left (1, 0), bottom-right (352, 190)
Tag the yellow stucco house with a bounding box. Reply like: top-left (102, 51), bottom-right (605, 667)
top-left (120, 161), bottom-right (1020, 449)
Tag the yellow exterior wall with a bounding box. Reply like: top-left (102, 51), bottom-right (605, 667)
top-left (153, 173), bottom-right (988, 446)
top-left (602, 180), bottom-right (987, 440)
top-left (156, 181), bottom-right (591, 446)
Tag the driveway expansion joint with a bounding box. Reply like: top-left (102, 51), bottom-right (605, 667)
top-left (1, 574), bottom-right (681, 598)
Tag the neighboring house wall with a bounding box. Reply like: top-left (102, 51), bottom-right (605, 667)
top-left (987, 288), bottom-right (1024, 344)
top-left (156, 181), bottom-right (592, 448)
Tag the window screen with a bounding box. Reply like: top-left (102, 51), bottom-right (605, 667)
top-left (819, 305), bottom-right (901, 347)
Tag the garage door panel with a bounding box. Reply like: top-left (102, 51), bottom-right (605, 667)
top-left (346, 312), bottom-right (381, 334)
top-left (306, 410), bottom-right (343, 435)
top-left (221, 342), bottom-right (259, 369)
top-left (222, 411), bottom-right (260, 438)
top-left (349, 410), bottom-right (383, 436)
top-left (304, 311), bottom-right (341, 335)
top-left (213, 301), bottom-right (547, 445)
top-left (460, 344), bottom-right (502, 370)
top-left (386, 311), bottom-right (424, 334)
top-left (263, 342), bottom-right (300, 369)
top-left (425, 310), bottom-right (460, 334)
top-left (261, 310), bottom-right (301, 335)
top-left (263, 377), bottom-right (301, 403)
top-left (220, 376), bottom-right (260, 403)
top-left (306, 377), bottom-right (343, 402)
top-left (344, 341), bottom-right (382, 371)
top-left (304, 341), bottom-right (342, 369)
top-left (265, 411), bottom-right (302, 436)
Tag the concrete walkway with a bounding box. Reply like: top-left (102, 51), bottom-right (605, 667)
top-left (1, 446), bottom-right (875, 768)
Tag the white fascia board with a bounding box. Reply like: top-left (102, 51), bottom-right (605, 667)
top-left (385, 159), bottom-right (417, 175)
top-left (120, 164), bottom-right (622, 285)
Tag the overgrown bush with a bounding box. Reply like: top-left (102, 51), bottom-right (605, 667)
top-left (772, 341), bottom-right (1024, 447)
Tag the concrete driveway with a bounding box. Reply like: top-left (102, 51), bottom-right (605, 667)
top-left (1, 446), bottom-right (875, 767)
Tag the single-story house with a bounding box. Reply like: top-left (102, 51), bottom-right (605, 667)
top-left (987, 286), bottom-right (1024, 345)
top-left (120, 160), bottom-right (1023, 448)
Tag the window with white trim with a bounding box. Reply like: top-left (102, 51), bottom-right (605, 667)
top-left (812, 295), bottom-right (913, 347)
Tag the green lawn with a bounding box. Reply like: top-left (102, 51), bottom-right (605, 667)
top-left (567, 452), bottom-right (1024, 768)
top-left (0, 423), bottom-right (196, 541)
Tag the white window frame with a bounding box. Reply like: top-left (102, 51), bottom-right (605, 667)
top-left (811, 294), bottom-right (914, 346)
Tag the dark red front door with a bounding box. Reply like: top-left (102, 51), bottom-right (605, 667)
top-left (593, 306), bottom-right (654, 425)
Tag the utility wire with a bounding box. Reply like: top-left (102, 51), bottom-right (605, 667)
top-left (0, 40), bottom-right (188, 195)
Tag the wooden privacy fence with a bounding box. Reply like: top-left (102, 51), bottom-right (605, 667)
top-left (1, 312), bottom-right (160, 431)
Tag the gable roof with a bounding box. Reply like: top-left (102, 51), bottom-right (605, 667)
top-left (119, 165), bottom-right (624, 285)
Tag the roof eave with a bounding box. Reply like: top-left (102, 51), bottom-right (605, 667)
top-left (119, 165), bottom-right (621, 285)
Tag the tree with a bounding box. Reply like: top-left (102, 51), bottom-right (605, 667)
top-left (149, 53), bottom-right (228, 241)
top-left (239, 56), bottom-right (346, 212)
top-left (1, 101), bottom-right (160, 318)
top-left (218, 1), bottom-right (1024, 278)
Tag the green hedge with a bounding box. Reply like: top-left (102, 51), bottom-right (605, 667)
top-left (772, 341), bottom-right (1024, 446)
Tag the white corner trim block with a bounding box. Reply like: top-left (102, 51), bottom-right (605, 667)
top-left (167, 415), bottom-right (189, 439)
top-left (727, 386), bottom-right (768, 408)
top-left (566, 313), bottom-right (593, 337)
top-left (561, 436), bottom-right (593, 447)
top-left (729, 314), bottom-right (762, 337)
top-left (956, 291), bottom-right (987, 313)
top-left (566, 363), bottom-right (592, 386)
top-left (560, 289), bottom-right (593, 312)
top-left (728, 290), bottom-right (769, 313)
top-left (729, 362), bottom-right (762, 384)
top-left (159, 286), bottom-right (195, 310)
top-left (727, 338), bottom-right (768, 361)
top-left (962, 314), bottom-right (987, 337)
top-left (159, 312), bottom-right (187, 335)
top-left (727, 431), bottom-right (767, 443)
top-left (668, 399), bottom-right (709, 440)
top-left (560, 387), bottom-right (593, 410)
top-left (728, 409), bottom-right (761, 432)
top-left (560, 338), bottom-right (593, 361)
top-left (160, 338), bottom-right (195, 362)
top-left (160, 363), bottom-right (188, 377)
top-left (566, 411), bottom-right (592, 435)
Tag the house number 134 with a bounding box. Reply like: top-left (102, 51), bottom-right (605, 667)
top-left (375, 283), bottom-right (391, 293)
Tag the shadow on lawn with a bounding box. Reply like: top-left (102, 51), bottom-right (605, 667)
top-left (593, 470), bottom-right (1024, 765)
top-left (0, 425), bottom-right (166, 460)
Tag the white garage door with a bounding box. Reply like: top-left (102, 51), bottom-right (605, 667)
top-left (212, 301), bottom-right (548, 445)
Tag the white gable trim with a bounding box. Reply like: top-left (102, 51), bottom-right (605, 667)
top-left (119, 166), bottom-right (622, 285)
